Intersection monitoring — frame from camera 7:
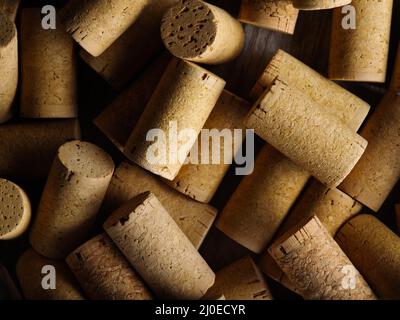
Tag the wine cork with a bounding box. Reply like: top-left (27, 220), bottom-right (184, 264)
top-left (0, 264), bottom-right (21, 300)
top-left (239, 0), bottom-right (299, 34)
top-left (0, 119), bottom-right (81, 180)
top-left (103, 192), bottom-right (215, 300)
top-left (0, 179), bottom-right (31, 240)
top-left (0, 14), bottom-right (17, 123)
top-left (339, 92), bottom-right (400, 211)
top-left (336, 214), bottom-right (400, 299)
top-left (66, 233), bottom-right (153, 300)
top-left (293, 0), bottom-right (351, 10)
top-left (216, 145), bottom-right (310, 253)
top-left (246, 79), bottom-right (368, 188)
top-left (30, 141), bottom-right (115, 259)
top-left (268, 216), bottom-right (376, 300)
top-left (16, 249), bottom-right (84, 300)
top-left (124, 58), bottom-right (225, 181)
top-left (250, 50), bottom-right (370, 132)
top-left (161, 0), bottom-right (244, 64)
top-left (101, 162), bottom-right (217, 249)
top-left (204, 256), bottom-right (273, 300)
top-left (329, 0), bottom-right (393, 83)
top-left (20, 8), bottom-right (78, 118)
top-left (0, 0), bottom-right (20, 21)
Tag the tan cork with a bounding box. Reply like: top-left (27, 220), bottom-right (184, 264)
top-left (66, 233), bottom-right (153, 300)
top-left (161, 0), bottom-right (244, 64)
top-left (268, 216), bottom-right (376, 300)
top-left (293, 0), bottom-right (350, 10)
top-left (20, 8), bottom-right (78, 118)
top-left (0, 179), bottom-right (31, 240)
top-left (239, 0), bottom-right (299, 34)
top-left (101, 162), bottom-right (217, 249)
top-left (329, 0), bottom-right (393, 83)
top-left (0, 263), bottom-right (21, 300)
top-left (336, 214), bottom-right (400, 300)
top-left (30, 141), bottom-right (115, 259)
top-left (124, 58), bottom-right (225, 180)
top-left (16, 249), bottom-right (84, 300)
top-left (0, 0), bottom-right (20, 21)
top-left (103, 192), bottom-right (215, 300)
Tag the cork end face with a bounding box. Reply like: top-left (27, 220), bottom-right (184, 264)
top-left (0, 14), bottom-right (16, 47)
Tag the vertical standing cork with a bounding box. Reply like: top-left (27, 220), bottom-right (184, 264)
top-left (239, 0), bottom-right (299, 34)
top-left (293, 0), bottom-right (350, 10)
top-left (16, 249), bottom-right (84, 300)
top-left (0, 0), bottom-right (20, 21)
top-left (30, 141), bottom-right (115, 259)
top-left (124, 58), bottom-right (225, 180)
top-left (66, 233), bottom-right (153, 300)
top-left (246, 79), bottom-right (368, 188)
top-left (161, 0), bottom-right (244, 64)
top-left (0, 264), bottom-right (21, 300)
top-left (101, 162), bottom-right (217, 249)
top-left (0, 179), bottom-right (31, 240)
top-left (20, 9), bottom-right (77, 118)
top-left (104, 192), bottom-right (215, 300)
top-left (0, 14), bottom-right (17, 123)
top-left (329, 0), bottom-right (393, 83)
top-left (336, 214), bottom-right (400, 299)
top-left (269, 216), bottom-right (376, 300)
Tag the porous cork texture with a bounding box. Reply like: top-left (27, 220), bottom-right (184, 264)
top-left (204, 256), bottom-right (273, 300)
top-left (101, 162), bottom-right (217, 249)
top-left (0, 0), bottom-right (20, 21)
top-left (216, 145), bottom-right (310, 253)
top-left (30, 141), bottom-right (115, 259)
top-left (16, 249), bottom-right (84, 300)
top-left (161, 0), bottom-right (244, 64)
top-left (66, 233), bottom-right (153, 300)
top-left (0, 14), bottom-right (18, 123)
top-left (293, 0), bottom-right (351, 10)
top-left (336, 214), bottom-right (400, 299)
top-left (268, 216), bottom-right (376, 300)
top-left (246, 79), bottom-right (368, 188)
top-left (329, 0), bottom-right (393, 83)
top-left (0, 263), bottom-right (21, 300)
top-left (124, 58), bottom-right (225, 180)
top-left (20, 9), bottom-right (78, 118)
top-left (239, 0), bottom-right (299, 34)
top-left (0, 179), bottom-right (31, 240)
top-left (103, 192), bottom-right (215, 300)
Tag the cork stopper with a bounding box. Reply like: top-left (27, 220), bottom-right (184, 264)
top-left (0, 0), bottom-right (20, 21)
top-left (293, 0), bottom-right (351, 10)
top-left (0, 264), bottom-right (21, 300)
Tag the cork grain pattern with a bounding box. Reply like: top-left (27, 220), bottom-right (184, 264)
top-left (0, 0), bottom-right (20, 21)
top-left (293, 0), bottom-right (351, 9)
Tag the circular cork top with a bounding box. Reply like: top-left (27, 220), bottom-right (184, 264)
top-left (58, 141), bottom-right (115, 179)
top-left (161, 0), bottom-right (217, 59)
top-left (0, 14), bottom-right (16, 47)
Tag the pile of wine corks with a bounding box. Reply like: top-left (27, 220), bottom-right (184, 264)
top-left (1, 0), bottom-right (400, 301)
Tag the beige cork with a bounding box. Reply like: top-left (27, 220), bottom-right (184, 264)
top-left (0, 264), bottom-right (21, 300)
top-left (161, 0), bottom-right (244, 65)
top-left (293, 0), bottom-right (350, 10)
top-left (66, 233), bottom-right (153, 300)
top-left (101, 162), bottom-right (217, 249)
top-left (0, 0), bottom-right (20, 21)
top-left (246, 79), bottom-right (367, 188)
top-left (124, 58), bottom-right (225, 180)
top-left (30, 141), bottom-right (115, 259)
top-left (336, 214), bottom-right (400, 299)
top-left (0, 14), bottom-right (17, 123)
top-left (104, 192), bottom-right (215, 300)
top-left (0, 179), bottom-right (31, 240)
top-left (268, 216), bottom-right (376, 300)
top-left (329, 0), bottom-right (393, 83)
top-left (16, 249), bottom-right (84, 300)
top-left (239, 0), bottom-right (299, 34)
top-left (204, 256), bottom-right (273, 300)
top-left (216, 145), bottom-right (310, 253)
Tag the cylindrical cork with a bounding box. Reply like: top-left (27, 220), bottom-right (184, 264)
top-left (16, 249), bottom-right (84, 300)
top-left (101, 162), bottom-right (217, 249)
top-left (329, 0), bottom-right (393, 83)
top-left (124, 58), bottom-right (225, 181)
top-left (336, 214), bottom-right (400, 299)
top-left (268, 216), bottom-right (376, 300)
top-left (216, 145), bottom-right (310, 253)
top-left (0, 0), bottom-right (20, 21)
top-left (246, 79), bottom-right (368, 188)
top-left (0, 264), bottom-right (21, 300)
top-left (293, 0), bottom-right (351, 10)
top-left (239, 0), bottom-right (299, 34)
top-left (66, 233), bottom-right (153, 300)
top-left (161, 0), bottom-right (244, 64)
top-left (0, 179), bottom-right (31, 240)
top-left (104, 192), bottom-right (215, 300)
top-left (0, 14), bottom-right (18, 123)
top-left (20, 8), bottom-right (77, 118)
top-left (30, 141), bottom-right (115, 259)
